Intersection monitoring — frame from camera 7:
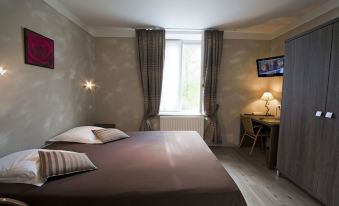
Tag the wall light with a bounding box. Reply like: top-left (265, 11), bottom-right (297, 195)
top-left (0, 67), bottom-right (7, 76)
top-left (84, 80), bottom-right (96, 91)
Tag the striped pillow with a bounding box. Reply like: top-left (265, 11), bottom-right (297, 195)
top-left (38, 150), bottom-right (97, 180)
top-left (92, 129), bottom-right (129, 143)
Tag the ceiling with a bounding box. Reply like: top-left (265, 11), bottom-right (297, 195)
top-left (45, 0), bottom-right (339, 39)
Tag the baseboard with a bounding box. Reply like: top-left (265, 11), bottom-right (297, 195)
top-left (208, 143), bottom-right (237, 147)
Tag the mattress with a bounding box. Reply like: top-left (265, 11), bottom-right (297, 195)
top-left (0, 131), bottom-right (246, 206)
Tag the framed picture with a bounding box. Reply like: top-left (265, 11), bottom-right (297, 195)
top-left (24, 28), bottom-right (54, 69)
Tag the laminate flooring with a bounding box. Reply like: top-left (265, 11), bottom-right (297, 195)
top-left (211, 147), bottom-right (322, 206)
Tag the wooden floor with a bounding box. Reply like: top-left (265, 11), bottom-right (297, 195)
top-left (211, 147), bottom-right (322, 206)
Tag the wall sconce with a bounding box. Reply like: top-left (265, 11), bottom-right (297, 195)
top-left (84, 80), bottom-right (96, 91)
top-left (0, 67), bottom-right (7, 76)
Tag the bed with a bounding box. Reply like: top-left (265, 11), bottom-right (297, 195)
top-left (0, 131), bottom-right (246, 206)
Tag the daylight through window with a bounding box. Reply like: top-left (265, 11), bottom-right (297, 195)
top-left (160, 32), bottom-right (202, 115)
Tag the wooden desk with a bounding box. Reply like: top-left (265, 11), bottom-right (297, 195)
top-left (240, 114), bottom-right (280, 170)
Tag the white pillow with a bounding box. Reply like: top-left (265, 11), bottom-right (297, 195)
top-left (0, 149), bottom-right (44, 186)
top-left (49, 126), bottom-right (104, 144)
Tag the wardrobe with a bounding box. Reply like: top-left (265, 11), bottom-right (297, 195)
top-left (278, 18), bottom-right (339, 206)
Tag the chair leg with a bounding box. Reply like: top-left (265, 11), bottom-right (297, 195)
top-left (250, 135), bottom-right (259, 155)
top-left (239, 133), bottom-right (247, 147)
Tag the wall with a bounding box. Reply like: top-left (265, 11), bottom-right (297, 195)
top-left (2, 1), bottom-right (338, 154)
top-left (94, 38), bottom-right (144, 131)
top-left (94, 37), bottom-right (274, 145)
top-left (218, 39), bottom-right (278, 145)
top-left (268, 7), bottom-right (339, 100)
top-left (0, 0), bottom-right (95, 156)
top-left (90, 6), bottom-right (339, 146)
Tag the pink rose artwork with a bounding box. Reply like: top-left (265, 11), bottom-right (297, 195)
top-left (24, 28), bottom-right (54, 69)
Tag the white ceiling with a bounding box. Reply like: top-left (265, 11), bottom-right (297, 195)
top-left (44, 0), bottom-right (339, 39)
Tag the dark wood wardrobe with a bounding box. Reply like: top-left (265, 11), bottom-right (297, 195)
top-left (278, 18), bottom-right (339, 206)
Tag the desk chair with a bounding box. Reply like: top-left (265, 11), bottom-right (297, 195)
top-left (240, 116), bottom-right (269, 155)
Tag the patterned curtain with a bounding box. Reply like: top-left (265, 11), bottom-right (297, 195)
top-left (203, 30), bottom-right (224, 144)
top-left (136, 29), bottom-right (165, 131)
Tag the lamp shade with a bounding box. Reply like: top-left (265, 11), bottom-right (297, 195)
top-left (261, 92), bottom-right (274, 101)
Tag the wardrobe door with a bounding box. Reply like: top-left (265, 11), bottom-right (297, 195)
top-left (318, 22), bottom-right (339, 206)
top-left (277, 25), bottom-right (333, 195)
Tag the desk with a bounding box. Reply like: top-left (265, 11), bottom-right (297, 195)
top-left (240, 114), bottom-right (280, 170)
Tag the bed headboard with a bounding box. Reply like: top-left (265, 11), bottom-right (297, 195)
top-left (93, 124), bottom-right (116, 128)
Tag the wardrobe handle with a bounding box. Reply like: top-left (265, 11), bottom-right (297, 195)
top-left (325, 112), bottom-right (334, 119)
top-left (315, 111), bottom-right (323, 117)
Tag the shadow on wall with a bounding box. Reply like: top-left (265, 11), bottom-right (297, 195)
top-left (94, 38), bottom-right (144, 131)
top-left (0, 0), bottom-right (95, 157)
top-left (217, 39), bottom-right (273, 146)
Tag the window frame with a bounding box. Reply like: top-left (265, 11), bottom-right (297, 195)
top-left (159, 36), bottom-right (204, 116)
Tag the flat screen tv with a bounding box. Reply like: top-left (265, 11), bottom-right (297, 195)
top-left (256, 55), bottom-right (284, 77)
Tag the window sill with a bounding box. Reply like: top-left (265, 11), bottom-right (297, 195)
top-left (159, 112), bottom-right (205, 116)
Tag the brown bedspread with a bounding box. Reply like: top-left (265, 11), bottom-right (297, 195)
top-left (0, 131), bottom-right (247, 206)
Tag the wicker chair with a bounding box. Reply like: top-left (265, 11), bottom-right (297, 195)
top-left (240, 115), bottom-right (269, 155)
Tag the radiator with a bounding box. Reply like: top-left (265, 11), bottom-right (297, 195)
top-left (160, 116), bottom-right (204, 137)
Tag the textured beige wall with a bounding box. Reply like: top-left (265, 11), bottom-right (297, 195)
top-left (269, 7), bottom-right (339, 100)
top-left (92, 7), bottom-right (339, 146)
top-left (0, 0), bottom-right (95, 156)
top-left (94, 38), bottom-right (274, 145)
top-left (3, 1), bottom-right (337, 154)
top-left (94, 38), bottom-right (144, 131)
top-left (218, 39), bottom-right (279, 145)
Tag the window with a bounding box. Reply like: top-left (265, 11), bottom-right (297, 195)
top-left (160, 32), bottom-right (202, 115)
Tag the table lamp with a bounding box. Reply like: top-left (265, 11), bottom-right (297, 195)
top-left (261, 92), bottom-right (274, 116)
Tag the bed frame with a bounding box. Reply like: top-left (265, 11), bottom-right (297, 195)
top-left (0, 198), bottom-right (28, 206)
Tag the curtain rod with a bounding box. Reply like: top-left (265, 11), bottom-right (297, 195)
top-left (133, 27), bottom-right (204, 30)
top-left (133, 27), bottom-right (219, 32)
top-left (134, 27), bottom-right (164, 30)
